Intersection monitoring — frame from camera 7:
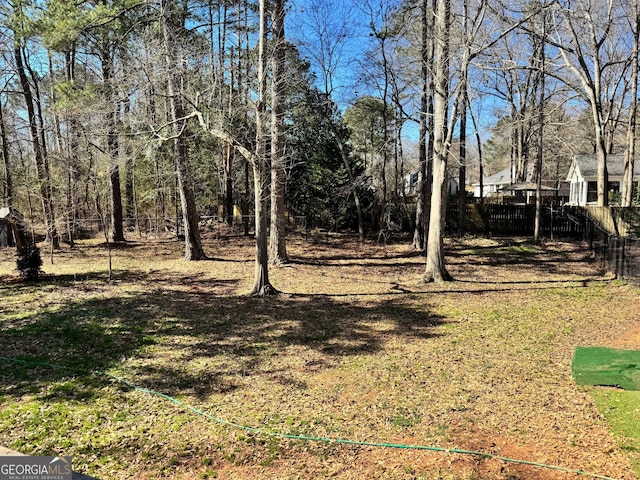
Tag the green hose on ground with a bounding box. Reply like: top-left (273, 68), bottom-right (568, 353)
top-left (0, 356), bottom-right (618, 480)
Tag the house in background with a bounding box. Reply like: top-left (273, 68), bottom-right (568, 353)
top-left (566, 154), bottom-right (639, 206)
top-left (471, 166), bottom-right (516, 198)
top-left (404, 170), bottom-right (459, 197)
top-left (472, 165), bottom-right (566, 204)
top-left (0, 207), bottom-right (25, 248)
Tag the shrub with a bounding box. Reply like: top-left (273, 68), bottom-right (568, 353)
top-left (16, 243), bottom-right (43, 281)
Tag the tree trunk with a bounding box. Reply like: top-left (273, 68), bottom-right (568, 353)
top-left (623, 0), bottom-right (639, 207)
top-left (162, 0), bottom-right (206, 261)
top-left (269, 0), bottom-right (288, 264)
top-left (123, 98), bottom-right (135, 226)
top-left (413, 0), bottom-right (432, 250)
top-left (14, 44), bottom-right (59, 249)
top-left (534, 11), bottom-right (546, 243)
top-left (174, 121), bottom-right (205, 261)
top-left (424, 0), bottom-right (452, 283)
top-left (457, 81), bottom-right (467, 237)
top-left (110, 163), bottom-right (125, 242)
top-left (125, 158), bottom-right (134, 220)
top-left (65, 50), bottom-right (80, 246)
top-left (457, 0), bottom-right (470, 238)
top-left (101, 57), bottom-right (126, 242)
top-left (223, 142), bottom-right (234, 225)
top-left (594, 117), bottom-right (609, 207)
top-left (251, 0), bottom-right (277, 294)
top-left (336, 139), bottom-right (365, 243)
top-left (0, 100), bottom-right (13, 208)
top-left (252, 161), bottom-right (275, 294)
top-left (469, 102), bottom-right (484, 204)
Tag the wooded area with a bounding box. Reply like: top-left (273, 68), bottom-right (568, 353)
top-left (1, 0), bottom-right (640, 287)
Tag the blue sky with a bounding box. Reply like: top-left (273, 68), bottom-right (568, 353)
top-left (286, 0), bottom-right (425, 142)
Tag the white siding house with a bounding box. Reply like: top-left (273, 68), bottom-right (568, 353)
top-left (471, 166), bottom-right (514, 198)
top-left (566, 155), bottom-right (639, 206)
top-left (404, 171), bottom-right (459, 196)
top-left (0, 207), bottom-right (24, 248)
top-left (472, 165), bottom-right (565, 203)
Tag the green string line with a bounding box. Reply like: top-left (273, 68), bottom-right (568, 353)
top-left (0, 356), bottom-right (617, 480)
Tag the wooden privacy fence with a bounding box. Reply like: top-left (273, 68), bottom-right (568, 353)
top-left (581, 208), bottom-right (640, 286)
top-left (590, 234), bottom-right (640, 285)
top-left (447, 203), bottom-right (640, 284)
top-left (447, 204), bottom-right (588, 238)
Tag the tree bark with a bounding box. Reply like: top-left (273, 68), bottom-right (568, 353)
top-left (424, 0), bottom-right (452, 283)
top-left (413, 0), bottom-right (432, 250)
top-left (101, 56), bottom-right (126, 242)
top-left (65, 50), bottom-right (80, 246)
top-left (622, 0), bottom-right (639, 207)
top-left (162, 0), bottom-right (206, 261)
top-left (534, 9), bottom-right (546, 243)
top-left (269, 0), bottom-right (288, 264)
top-left (251, 0), bottom-right (277, 294)
top-left (0, 100), bottom-right (12, 208)
top-left (457, 78), bottom-right (467, 237)
top-left (223, 142), bottom-right (234, 225)
top-left (14, 44), bottom-right (59, 249)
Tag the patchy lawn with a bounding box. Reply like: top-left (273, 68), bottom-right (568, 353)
top-left (0, 232), bottom-right (638, 479)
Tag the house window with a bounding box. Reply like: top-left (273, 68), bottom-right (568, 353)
top-left (608, 181), bottom-right (621, 204)
top-left (577, 182), bottom-right (583, 204)
top-left (587, 181), bottom-right (598, 203)
top-left (410, 172), bottom-right (418, 187)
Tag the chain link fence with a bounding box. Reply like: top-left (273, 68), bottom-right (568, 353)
top-left (71, 215), bottom-right (307, 239)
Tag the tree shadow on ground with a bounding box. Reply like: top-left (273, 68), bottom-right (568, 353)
top-left (289, 248), bottom-right (424, 267)
top-left (446, 241), bottom-right (599, 278)
top-left (0, 286), bottom-right (445, 403)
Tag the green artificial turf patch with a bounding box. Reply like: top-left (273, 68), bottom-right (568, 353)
top-left (572, 347), bottom-right (640, 390)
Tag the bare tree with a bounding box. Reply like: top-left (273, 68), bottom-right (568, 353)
top-left (161, 0), bottom-right (206, 261)
top-left (0, 96), bottom-right (12, 208)
top-left (533, 3), bottom-right (547, 242)
top-left (269, 0), bottom-right (288, 264)
top-left (413, 0), bottom-right (434, 250)
top-left (424, 0), bottom-right (536, 281)
top-left (13, 30), bottom-right (59, 249)
top-left (551, 0), bottom-right (631, 206)
top-left (424, 0), bottom-right (453, 282)
top-left (252, 0), bottom-right (276, 293)
top-left (622, 0), bottom-right (639, 207)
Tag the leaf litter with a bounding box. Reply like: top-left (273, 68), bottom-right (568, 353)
top-left (0, 233), bottom-right (637, 479)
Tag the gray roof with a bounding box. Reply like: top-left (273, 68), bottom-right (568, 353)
top-left (503, 182), bottom-right (557, 191)
top-left (483, 167), bottom-right (513, 185)
top-left (472, 165), bottom-right (535, 187)
top-left (573, 154), bottom-right (636, 177)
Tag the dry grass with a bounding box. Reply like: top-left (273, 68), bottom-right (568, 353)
top-left (0, 231), bottom-right (638, 480)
